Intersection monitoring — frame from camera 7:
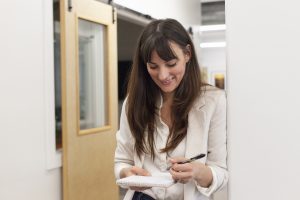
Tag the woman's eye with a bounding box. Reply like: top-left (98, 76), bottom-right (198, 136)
top-left (148, 64), bottom-right (157, 69)
top-left (167, 63), bottom-right (176, 67)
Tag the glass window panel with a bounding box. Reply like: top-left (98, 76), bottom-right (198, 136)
top-left (53, 0), bottom-right (62, 149)
top-left (78, 18), bottom-right (107, 130)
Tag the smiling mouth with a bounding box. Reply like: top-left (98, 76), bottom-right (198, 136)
top-left (161, 77), bottom-right (174, 85)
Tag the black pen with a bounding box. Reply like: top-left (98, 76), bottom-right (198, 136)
top-left (167, 153), bottom-right (206, 170)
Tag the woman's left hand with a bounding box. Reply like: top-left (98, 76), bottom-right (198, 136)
top-left (168, 157), bottom-right (213, 187)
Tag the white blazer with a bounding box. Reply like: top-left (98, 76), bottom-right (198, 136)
top-left (115, 86), bottom-right (228, 200)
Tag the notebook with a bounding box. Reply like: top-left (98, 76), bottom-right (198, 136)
top-left (116, 172), bottom-right (175, 188)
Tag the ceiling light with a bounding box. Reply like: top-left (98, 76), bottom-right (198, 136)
top-left (200, 24), bottom-right (226, 32)
top-left (200, 42), bottom-right (226, 48)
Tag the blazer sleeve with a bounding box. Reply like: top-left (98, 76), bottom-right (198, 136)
top-left (114, 99), bottom-right (135, 180)
top-left (196, 90), bottom-right (228, 196)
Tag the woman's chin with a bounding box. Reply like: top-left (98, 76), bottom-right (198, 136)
top-left (160, 87), bottom-right (176, 94)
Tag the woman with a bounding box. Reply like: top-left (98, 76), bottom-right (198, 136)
top-left (115, 18), bottom-right (228, 200)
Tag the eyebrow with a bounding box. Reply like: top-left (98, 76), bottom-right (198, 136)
top-left (147, 59), bottom-right (178, 65)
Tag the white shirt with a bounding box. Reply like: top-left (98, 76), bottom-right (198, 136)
top-left (142, 111), bottom-right (185, 200)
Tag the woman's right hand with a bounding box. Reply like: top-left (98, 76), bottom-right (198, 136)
top-left (120, 166), bottom-right (152, 191)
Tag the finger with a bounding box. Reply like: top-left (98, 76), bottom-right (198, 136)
top-left (172, 163), bottom-right (193, 172)
top-left (121, 167), bottom-right (135, 178)
top-left (168, 157), bottom-right (187, 164)
top-left (170, 168), bottom-right (193, 180)
top-left (130, 166), bottom-right (150, 176)
top-left (169, 168), bottom-right (181, 183)
top-left (129, 166), bottom-right (138, 175)
top-left (168, 158), bottom-right (189, 171)
top-left (139, 169), bottom-right (151, 176)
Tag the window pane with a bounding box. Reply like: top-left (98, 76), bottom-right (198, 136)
top-left (53, 0), bottom-right (62, 149)
top-left (78, 19), bottom-right (107, 130)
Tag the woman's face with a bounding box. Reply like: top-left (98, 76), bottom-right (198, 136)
top-left (146, 42), bottom-right (190, 96)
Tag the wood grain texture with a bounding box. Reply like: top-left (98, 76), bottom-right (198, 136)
top-left (61, 0), bottom-right (119, 199)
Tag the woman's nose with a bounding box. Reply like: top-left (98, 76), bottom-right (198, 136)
top-left (158, 66), bottom-right (169, 80)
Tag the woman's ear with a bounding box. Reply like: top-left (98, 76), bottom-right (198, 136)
top-left (184, 44), bottom-right (192, 62)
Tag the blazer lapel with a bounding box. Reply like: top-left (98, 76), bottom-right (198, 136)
top-left (185, 96), bottom-right (206, 158)
top-left (184, 96), bottom-right (206, 200)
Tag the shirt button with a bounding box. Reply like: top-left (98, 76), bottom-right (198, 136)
top-left (160, 164), bottom-right (167, 170)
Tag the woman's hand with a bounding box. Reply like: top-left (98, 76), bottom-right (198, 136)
top-left (169, 157), bottom-right (213, 187)
top-left (120, 166), bottom-right (152, 191)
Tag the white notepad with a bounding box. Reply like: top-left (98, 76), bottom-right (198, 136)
top-left (116, 173), bottom-right (175, 188)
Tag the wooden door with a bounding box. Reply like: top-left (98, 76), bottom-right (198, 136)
top-left (60, 0), bottom-right (118, 199)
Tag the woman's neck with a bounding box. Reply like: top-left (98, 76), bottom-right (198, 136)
top-left (162, 92), bottom-right (174, 104)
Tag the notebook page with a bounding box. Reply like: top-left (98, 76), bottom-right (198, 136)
top-left (116, 172), bottom-right (175, 188)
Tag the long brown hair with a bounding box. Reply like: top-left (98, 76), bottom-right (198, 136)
top-left (126, 19), bottom-right (203, 159)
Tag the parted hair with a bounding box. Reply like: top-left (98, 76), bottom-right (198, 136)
top-left (126, 18), bottom-right (204, 159)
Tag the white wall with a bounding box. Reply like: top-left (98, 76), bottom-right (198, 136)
top-left (0, 1), bottom-right (61, 200)
top-left (114, 0), bottom-right (201, 26)
top-left (200, 47), bottom-right (226, 69)
top-left (226, 0), bottom-right (300, 200)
